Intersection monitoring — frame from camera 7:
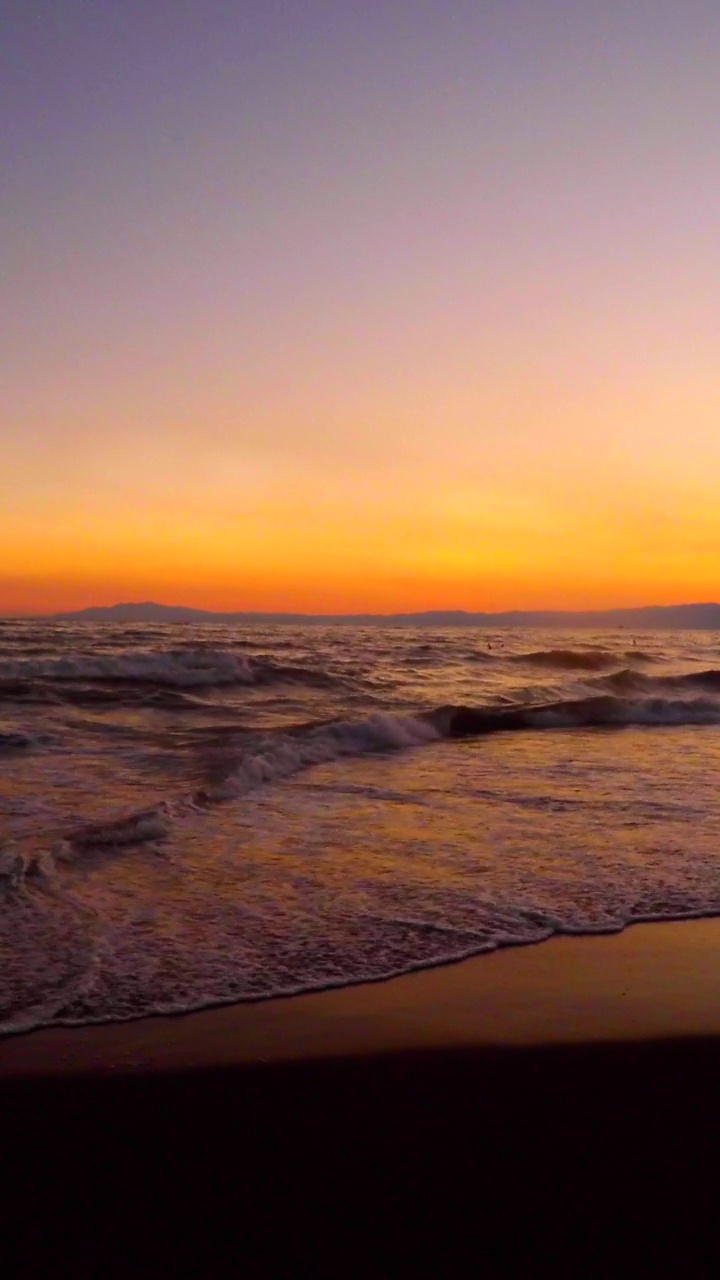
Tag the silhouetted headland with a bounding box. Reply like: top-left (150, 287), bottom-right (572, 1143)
top-left (42, 600), bottom-right (720, 627)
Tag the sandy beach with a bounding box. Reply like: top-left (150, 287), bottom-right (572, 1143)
top-left (5, 919), bottom-right (720, 1273)
top-left (4, 916), bottom-right (720, 1077)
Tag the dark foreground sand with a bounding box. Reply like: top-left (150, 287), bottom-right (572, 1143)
top-left (5, 919), bottom-right (720, 1274)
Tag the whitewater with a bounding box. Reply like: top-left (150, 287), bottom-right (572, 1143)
top-left (2, 620), bottom-right (720, 1035)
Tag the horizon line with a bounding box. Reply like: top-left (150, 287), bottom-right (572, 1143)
top-left (3, 598), bottom-right (720, 622)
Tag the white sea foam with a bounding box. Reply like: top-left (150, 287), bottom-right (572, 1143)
top-left (4, 728), bottom-right (720, 1036)
top-left (205, 712), bottom-right (441, 799)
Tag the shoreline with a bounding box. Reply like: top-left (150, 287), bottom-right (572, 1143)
top-left (6, 917), bottom-right (720, 1270)
top-left (4, 914), bottom-right (720, 1077)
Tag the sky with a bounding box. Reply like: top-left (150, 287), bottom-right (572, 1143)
top-left (3, 0), bottom-right (720, 614)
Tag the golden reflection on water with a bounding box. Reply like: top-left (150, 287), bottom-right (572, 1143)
top-left (5, 724), bottom-right (720, 1032)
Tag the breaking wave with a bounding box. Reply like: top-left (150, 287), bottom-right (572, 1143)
top-left (1, 712), bottom-right (444, 885)
top-left (198, 712), bottom-right (441, 801)
top-left (6, 689), bottom-right (719, 890)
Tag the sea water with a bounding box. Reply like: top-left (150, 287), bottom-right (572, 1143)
top-left (2, 621), bottom-right (720, 1034)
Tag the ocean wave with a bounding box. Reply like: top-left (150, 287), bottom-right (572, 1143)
top-left (12, 689), bottom-right (717, 876)
top-left (61, 804), bottom-right (174, 854)
top-left (674, 668), bottom-right (720, 691)
top-left (0, 649), bottom-right (254, 688)
top-left (5, 722), bottom-right (720, 1035)
top-left (0, 807), bottom-right (179, 889)
top-left (4, 661), bottom-right (720, 1035)
top-left (0, 679), bottom-right (61, 704)
top-left (197, 712), bottom-right (441, 800)
top-left (440, 693), bottom-right (720, 735)
top-left (507, 648), bottom-right (623, 671)
top-left (1, 712), bottom-right (443, 883)
top-left (0, 648), bottom-right (344, 693)
top-left (592, 668), bottom-right (720, 696)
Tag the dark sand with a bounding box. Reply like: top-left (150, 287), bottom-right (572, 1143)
top-left (5, 919), bottom-right (720, 1274)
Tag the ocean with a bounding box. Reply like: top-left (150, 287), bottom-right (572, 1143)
top-left (2, 620), bottom-right (720, 1036)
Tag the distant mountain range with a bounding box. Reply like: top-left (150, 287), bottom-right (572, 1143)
top-left (47, 600), bottom-right (720, 628)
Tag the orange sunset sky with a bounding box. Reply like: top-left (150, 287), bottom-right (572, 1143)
top-left (4, 2), bottom-right (719, 615)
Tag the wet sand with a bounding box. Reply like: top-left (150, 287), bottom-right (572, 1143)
top-left (5, 919), bottom-right (720, 1273)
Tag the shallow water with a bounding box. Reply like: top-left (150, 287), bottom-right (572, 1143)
top-left (2, 621), bottom-right (719, 1033)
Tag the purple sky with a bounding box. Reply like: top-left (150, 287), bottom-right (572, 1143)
top-left (4, 1), bottom-right (720, 612)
